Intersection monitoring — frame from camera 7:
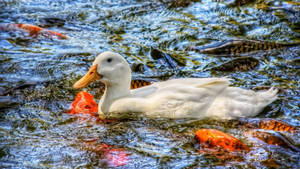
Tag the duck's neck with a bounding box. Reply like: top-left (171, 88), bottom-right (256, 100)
top-left (99, 80), bottom-right (131, 114)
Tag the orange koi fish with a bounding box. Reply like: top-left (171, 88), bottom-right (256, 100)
top-left (68, 91), bottom-right (98, 116)
top-left (195, 129), bottom-right (249, 151)
top-left (68, 91), bottom-right (117, 123)
top-left (0, 23), bottom-right (67, 39)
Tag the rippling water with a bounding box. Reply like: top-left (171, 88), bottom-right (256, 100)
top-left (0, 0), bottom-right (299, 168)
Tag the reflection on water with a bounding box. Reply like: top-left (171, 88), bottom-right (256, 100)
top-left (0, 0), bottom-right (299, 168)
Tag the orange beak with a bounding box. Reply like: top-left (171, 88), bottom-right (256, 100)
top-left (73, 64), bottom-right (102, 89)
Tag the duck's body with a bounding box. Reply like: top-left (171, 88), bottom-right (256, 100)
top-left (108, 78), bottom-right (277, 119)
top-left (73, 51), bottom-right (278, 119)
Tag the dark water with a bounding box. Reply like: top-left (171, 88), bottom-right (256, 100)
top-left (0, 0), bottom-right (299, 168)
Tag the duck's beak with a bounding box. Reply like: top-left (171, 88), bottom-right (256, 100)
top-left (73, 64), bottom-right (102, 89)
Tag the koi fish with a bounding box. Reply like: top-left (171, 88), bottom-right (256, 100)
top-left (195, 129), bottom-right (249, 151)
top-left (68, 91), bottom-right (117, 123)
top-left (246, 130), bottom-right (300, 151)
top-left (259, 119), bottom-right (296, 132)
top-left (82, 139), bottom-right (129, 167)
top-left (68, 91), bottom-right (98, 116)
top-left (130, 79), bottom-right (152, 89)
top-left (104, 147), bottom-right (129, 167)
top-left (0, 23), bottom-right (67, 39)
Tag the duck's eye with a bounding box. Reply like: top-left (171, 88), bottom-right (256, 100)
top-left (107, 58), bottom-right (112, 63)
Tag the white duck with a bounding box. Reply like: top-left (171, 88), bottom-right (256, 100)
top-left (73, 51), bottom-right (278, 119)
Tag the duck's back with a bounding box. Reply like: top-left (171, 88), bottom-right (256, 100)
top-left (110, 78), bottom-right (277, 119)
top-left (206, 86), bottom-right (277, 119)
top-left (130, 78), bottom-right (231, 118)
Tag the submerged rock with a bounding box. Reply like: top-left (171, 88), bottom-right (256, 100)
top-left (166, 0), bottom-right (194, 8)
top-left (131, 62), bottom-right (145, 72)
top-left (0, 96), bottom-right (19, 109)
top-left (39, 17), bottom-right (66, 27)
top-left (230, 0), bottom-right (256, 6)
top-left (0, 81), bottom-right (41, 96)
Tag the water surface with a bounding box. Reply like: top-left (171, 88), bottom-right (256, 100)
top-left (0, 0), bottom-right (299, 168)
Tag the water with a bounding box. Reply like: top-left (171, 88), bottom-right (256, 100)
top-left (0, 0), bottom-right (299, 168)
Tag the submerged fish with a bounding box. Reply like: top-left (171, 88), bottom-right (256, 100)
top-left (259, 119), bottom-right (297, 133)
top-left (246, 130), bottom-right (300, 151)
top-left (187, 39), bottom-right (299, 56)
top-left (195, 129), bottom-right (249, 151)
top-left (82, 139), bottom-right (129, 167)
top-left (211, 56), bottom-right (259, 71)
top-left (0, 23), bottom-right (68, 39)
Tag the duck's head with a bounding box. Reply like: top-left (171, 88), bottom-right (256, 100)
top-left (73, 51), bottom-right (131, 89)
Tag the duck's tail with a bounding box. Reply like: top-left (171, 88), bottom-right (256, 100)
top-left (256, 87), bottom-right (278, 110)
